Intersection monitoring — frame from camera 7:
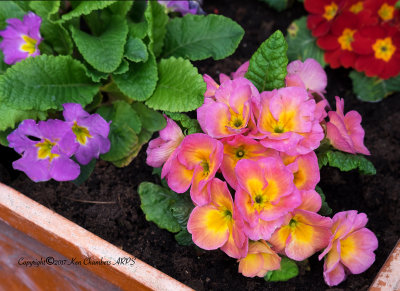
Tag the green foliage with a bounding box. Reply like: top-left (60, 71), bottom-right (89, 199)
top-left (40, 20), bottom-right (73, 55)
top-left (29, 1), bottom-right (60, 20)
top-left (350, 71), bottom-right (400, 102)
top-left (0, 106), bottom-right (47, 131)
top-left (315, 186), bottom-right (332, 216)
top-left (318, 150), bottom-right (376, 175)
top-left (128, 21), bottom-right (148, 39)
top-left (0, 1), bottom-right (25, 30)
top-left (265, 257), bottom-right (299, 282)
top-left (259, 0), bottom-right (290, 12)
top-left (174, 229), bottom-right (193, 246)
top-left (131, 102), bottom-right (166, 132)
top-left (124, 37), bottom-right (149, 62)
top-left (138, 182), bottom-right (182, 232)
top-left (0, 127), bottom-right (13, 146)
top-left (70, 15), bottom-right (128, 73)
top-left (163, 14), bottom-right (244, 61)
top-left (0, 55), bottom-right (98, 111)
top-left (61, 1), bottom-right (116, 22)
top-left (97, 101), bottom-right (141, 162)
top-left (144, 0), bottom-right (168, 57)
top-left (396, 0), bottom-right (400, 8)
top-left (165, 112), bottom-right (202, 135)
top-left (72, 159), bottom-right (97, 186)
top-left (145, 57), bottom-right (206, 112)
top-left (286, 16), bottom-right (326, 67)
top-left (0, 51), bottom-right (9, 75)
top-left (113, 53), bottom-right (158, 101)
top-left (245, 30), bottom-right (288, 92)
top-left (113, 59), bottom-right (130, 75)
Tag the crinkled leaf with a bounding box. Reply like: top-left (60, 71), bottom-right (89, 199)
top-left (98, 101), bottom-right (141, 134)
top-left (0, 127), bottom-right (13, 146)
top-left (85, 65), bottom-right (109, 83)
top-left (61, 1), bottom-right (116, 22)
top-left (165, 112), bottom-right (202, 135)
top-left (286, 16), bottom-right (326, 67)
top-left (0, 55), bottom-right (99, 111)
top-left (259, 0), bottom-right (290, 11)
top-left (163, 14), bottom-right (244, 61)
top-left (72, 159), bottom-right (96, 186)
top-left (29, 1), bottom-right (60, 20)
top-left (138, 182), bottom-right (182, 232)
top-left (114, 53), bottom-right (158, 101)
top-left (70, 15), bottom-right (128, 73)
top-left (125, 37), bottom-right (148, 62)
top-left (171, 194), bottom-right (194, 228)
top-left (40, 20), bottom-right (73, 55)
top-left (113, 59), bottom-right (130, 75)
top-left (129, 21), bottom-right (148, 39)
top-left (111, 128), bottom-right (153, 167)
top-left (144, 1), bottom-right (168, 57)
top-left (245, 30), bottom-right (288, 91)
top-left (145, 57), bottom-right (206, 112)
top-left (109, 0), bottom-right (134, 16)
top-left (350, 71), bottom-right (400, 102)
top-left (0, 104), bottom-right (48, 131)
top-left (318, 150), bottom-right (376, 175)
top-left (265, 257), bottom-right (299, 282)
top-left (0, 1), bottom-right (24, 30)
top-left (0, 51), bottom-right (9, 75)
top-left (131, 102), bottom-right (166, 132)
top-left (175, 229), bottom-right (193, 246)
top-left (315, 185), bottom-right (332, 216)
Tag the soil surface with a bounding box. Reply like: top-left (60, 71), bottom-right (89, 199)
top-left (1, 0), bottom-right (399, 290)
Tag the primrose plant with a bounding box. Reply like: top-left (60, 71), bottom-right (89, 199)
top-left (0, 0), bottom-right (244, 183)
top-left (140, 31), bottom-right (378, 286)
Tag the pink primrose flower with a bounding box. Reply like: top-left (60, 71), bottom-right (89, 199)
top-left (319, 210), bottom-right (378, 286)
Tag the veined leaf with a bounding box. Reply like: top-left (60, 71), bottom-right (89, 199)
top-left (318, 150), bottom-right (376, 175)
top-left (70, 15), bottom-right (128, 73)
top-left (131, 102), bottom-right (166, 132)
top-left (29, 1), bottom-right (60, 20)
top-left (61, 1), bottom-right (116, 22)
top-left (145, 57), bottom-right (206, 112)
top-left (0, 1), bottom-right (24, 30)
top-left (163, 14), bottom-right (244, 61)
top-left (265, 257), bottom-right (299, 282)
top-left (0, 105), bottom-right (47, 131)
top-left (245, 30), bottom-right (288, 91)
top-left (0, 55), bottom-right (99, 111)
top-left (124, 37), bottom-right (148, 63)
top-left (144, 1), bottom-right (168, 57)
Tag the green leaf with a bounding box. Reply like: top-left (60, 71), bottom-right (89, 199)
top-left (265, 257), bottom-right (299, 282)
top-left (0, 127), bottom-right (13, 146)
top-left (0, 1), bottom-right (24, 30)
top-left (144, 1), bottom-right (168, 57)
top-left (29, 1), bottom-right (60, 19)
top-left (70, 15), bottom-right (128, 73)
top-left (113, 59), bottom-right (130, 75)
top-left (85, 65), bottom-right (109, 83)
top-left (72, 159), bottom-right (96, 186)
top-left (165, 112), bottom-right (202, 135)
top-left (396, 0), bottom-right (400, 9)
top-left (0, 55), bottom-right (99, 112)
top-left (145, 57), bottom-right (206, 112)
top-left (175, 229), bottom-right (193, 246)
top-left (350, 71), bottom-right (400, 102)
top-left (131, 102), bottom-right (166, 132)
top-left (171, 194), bottom-right (194, 228)
top-left (163, 14), bottom-right (244, 61)
top-left (317, 150), bottom-right (376, 175)
top-left (109, 0), bottom-right (134, 16)
top-left (129, 21), bottom-right (148, 39)
top-left (125, 37), bottom-right (149, 62)
top-left (113, 53), bottom-right (158, 101)
top-left (259, 0), bottom-right (289, 11)
top-left (61, 1), bottom-right (116, 22)
top-left (315, 185), bottom-right (332, 216)
top-left (138, 182), bottom-right (182, 233)
top-left (0, 51), bottom-right (9, 75)
top-left (0, 105), bottom-right (47, 131)
top-left (286, 16), bottom-right (326, 67)
top-left (98, 101), bottom-right (141, 134)
top-left (40, 20), bottom-right (73, 55)
top-left (245, 30), bottom-right (288, 92)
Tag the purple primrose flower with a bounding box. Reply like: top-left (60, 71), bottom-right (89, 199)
top-left (0, 12), bottom-right (42, 65)
top-left (7, 119), bottom-right (80, 182)
top-left (63, 103), bottom-right (111, 165)
top-left (158, 0), bottom-right (204, 15)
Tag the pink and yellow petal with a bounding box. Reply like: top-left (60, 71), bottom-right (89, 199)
top-left (238, 253), bottom-right (265, 277)
top-left (244, 216), bottom-right (286, 241)
top-left (165, 157), bottom-right (194, 193)
top-left (298, 189), bottom-right (322, 212)
top-left (324, 261), bottom-right (346, 287)
top-left (235, 159), bottom-right (266, 196)
top-left (187, 206), bottom-right (230, 250)
top-left (177, 134), bottom-right (215, 169)
top-left (190, 166), bottom-right (211, 206)
top-left (209, 178), bottom-right (233, 211)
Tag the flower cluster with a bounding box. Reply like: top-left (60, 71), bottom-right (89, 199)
top-left (158, 0), bottom-right (204, 15)
top-left (146, 59), bottom-right (377, 286)
top-left (0, 12), bottom-right (42, 65)
top-left (305, 0), bottom-right (400, 79)
top-left (7, 104), bottom-right (110, 182)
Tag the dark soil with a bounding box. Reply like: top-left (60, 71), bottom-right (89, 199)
top-left (1, 0), bottom-right (399, 290)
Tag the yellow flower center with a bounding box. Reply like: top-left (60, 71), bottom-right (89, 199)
top-left (372, 37), bottom-right (396, 62)
top-left (20, 35), bottom-right (38, 55)
top-left (323, 2), bottom-right (338, 21)
top-left (201, 161), bottom-right (210, 177)
top-left (338, 28), bottom-right (356, 51)
top-left (287, 22), bottom-right (299, 37)
top-left (349, 1), bottom-right (363, 14)
top-left (35, 139), bottom-right (59, 161)
top-left (378, 3), bottom-right (394, 21)
top-left (72, 121), bottom-right (92, 145)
